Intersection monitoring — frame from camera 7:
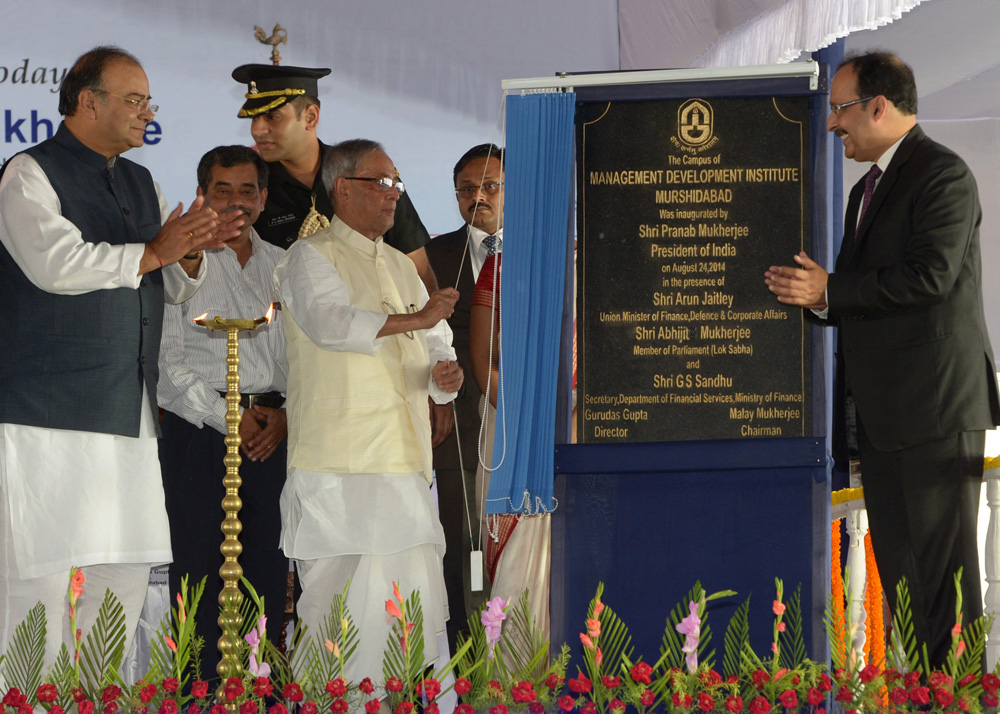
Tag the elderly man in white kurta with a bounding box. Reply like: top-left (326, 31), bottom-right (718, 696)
top-left (274, 138), bottom-right (463, 680)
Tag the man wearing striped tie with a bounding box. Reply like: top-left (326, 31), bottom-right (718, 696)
top-left (157, 144), bottom-right (290, 681)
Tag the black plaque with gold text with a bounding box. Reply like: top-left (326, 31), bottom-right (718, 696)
top-left (578, 96), bottom-right (812, 443)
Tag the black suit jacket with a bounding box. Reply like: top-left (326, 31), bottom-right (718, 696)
top-left (828, 125), bottom-right (1000, 452)
top-left (426, 226), bottom-right (484, 471)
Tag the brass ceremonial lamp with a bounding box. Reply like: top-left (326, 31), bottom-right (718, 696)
top-left (193, 305), bottom-right (273, 687)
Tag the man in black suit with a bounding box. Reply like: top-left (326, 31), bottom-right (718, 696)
top-left (425, 143), bottom-right (504, 650)
top-left (766, 52), bottom-right (1000, 666)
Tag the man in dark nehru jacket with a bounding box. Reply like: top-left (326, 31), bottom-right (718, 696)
top-left (425, 143), bottom-right (504, 650)
top-left (0, 45), bottom-right (240, 670)
top-left (232, 64), bottom-right (438, 291)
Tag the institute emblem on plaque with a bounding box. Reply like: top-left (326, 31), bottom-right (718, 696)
top-left (677, 98), bottom-right (714, 147)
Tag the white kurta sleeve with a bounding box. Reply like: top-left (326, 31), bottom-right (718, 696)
top-left (274, 241), bottom-right (388, 355)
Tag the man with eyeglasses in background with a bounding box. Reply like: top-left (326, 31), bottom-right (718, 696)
top-left (274, 139), bottom-right (463, 682)
top-left (424, 143), bottom-right (504, 652)
top-left (0, 46), bottom-right (241, 672)
top-left (231, 64), bottom-right (439, 292)
top-left (765, 51), bottom-right (1000, 667)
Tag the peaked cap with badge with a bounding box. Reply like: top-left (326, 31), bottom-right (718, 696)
top-left (232, 64), bottom-right (331, 118)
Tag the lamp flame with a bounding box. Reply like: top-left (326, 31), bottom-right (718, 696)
top-left (193, 312), bottom-right (209, 323)
top-left (265, 303), bottom-right (274, 324)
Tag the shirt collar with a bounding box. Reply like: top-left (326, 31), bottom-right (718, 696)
top-left (466, 224), bottom-right (503, 251)
top-left (54, 122), bottom-right (118, 171)
top-left (874, 130), bottom-right (910, 174)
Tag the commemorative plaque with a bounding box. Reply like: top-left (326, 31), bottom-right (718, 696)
top-left (577, 96), bottom-right (812, 443)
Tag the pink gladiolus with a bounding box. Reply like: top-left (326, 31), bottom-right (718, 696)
top-left (165, 636), bottom-right (177, 652)
top-left (595, 646), bottom-right (603, 667)
top-left (482, 596), bottom-right (509, 658)
top-left (587, 618), bottom-right (601, 638)
top-left (593, 597), bottom-right (604, 616)
top-left (772, 600), bottom-right (786, 616)
top-left (676, 601), bottom-right (701, 672)
top-left (580, 633), bottom-right (594, 650)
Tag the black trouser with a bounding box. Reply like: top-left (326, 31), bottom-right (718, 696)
top-left (159, 410), bottom-right (289, 682)
top-left (859, 416), bottom-right (985, 668)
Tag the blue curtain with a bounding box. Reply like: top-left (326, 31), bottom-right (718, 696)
top-left (485, 90), bottom-right (576, 515)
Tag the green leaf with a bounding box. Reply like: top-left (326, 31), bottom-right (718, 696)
top-left (722, 596), bottom-right (750, 680)
top-left (779, 585), bottom-right (807, 669)
top-left (4, 600), bottom-right (46, 697)
top-left (78, 587), bottom-right (127, 691)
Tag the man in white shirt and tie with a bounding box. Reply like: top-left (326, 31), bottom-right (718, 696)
top-left (424, 143), bottom-right (504, 651)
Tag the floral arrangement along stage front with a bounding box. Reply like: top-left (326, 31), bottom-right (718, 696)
top-left (0, 570), bottom-right (995, 713)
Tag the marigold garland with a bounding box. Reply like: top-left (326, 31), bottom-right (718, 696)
top-left (831, 520), bottom-right (848, 665)
top-left (864, 531), bottom-right (888, 707)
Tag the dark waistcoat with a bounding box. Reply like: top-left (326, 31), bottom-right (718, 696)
top-left (0, 122), bottom-right (164, 436)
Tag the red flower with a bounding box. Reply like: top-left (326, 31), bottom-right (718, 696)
top-left (601, 676), bottom-right (621, 689)
top-left (325, 679), bottom-right (347, 698)
top-left (455, 678), bottom-right (472, 696)
top-left (630, 662), bottom-right (653, 685)
top-left (72, 687), bottom-right (89, 703)
top-left (425, 704), bottom-right (440, 714)
top-left (385, 677), bottom-right (404, 693)
top-left (224, 677), bottom-right (244, 702)
top-left (929, 672), bottom-right (953, 690)
top-left (36, 684), bottom-right (59, 703)
top-left (162, 678), bottom-right (179, 695)
top-left (835, 685), bottom-right (853, 702)
top-left (267, 705), bottom-right (288, 714)
top-left (101, 685), bottom-right (123, 703)
top-left (935, 689), bottom-right (955, 708)
top-left (697, 692), bottom-right (715, 711)
top-left (987, 692), bottom-right (1000, 707)
top-left (859, 664), bottom-right (879, 684)
top-left (557, 695), bottom-right (575, 712)
top-left (580, 703), bottom-right (597, 714)
top-left (282, 683), bottom-right (303, 702)
top-left (639, 689), bottom-right (655, 707)
top-left (883, 668), bottom-right (902, 684)
top-left (528, 703), bottom-right (545, 714)
top-left (546, 673), bottom-right (564, 690)
top-left (959, 673), bottom-right (978, 689)
top-left (253, 678), bottom-right (274, 698)
top-left (488, 681), bottom-right (503, 696)
top-left (724, 695), bottom-right (744, 713)
top-left (456, 705), bottom-right (476, 714)
top-left (359, 678), bottom-right (375, 695)
top-left (191, 681), bottom-right (209, 699)
top-left (239, 702), bottom-right (258, 714)
top-left (3, 689), bottom-right (27, 707)
top-left (78, 701), bottom-right (96, 714)
top-left (807, 687), bottom-right (824, 706)
top-left (958, 694), bottom-right (973, 711)
top-left (910, 686), bottom-right (931, 706)
top-left (395, 703), bottom-right (413, 714)
top-left (983, 674), bottom-right (1000, 692)
top-left (700, 669), bottom-right (723, 687)
top-left (158, 700), bottom-right (178, 714)
top-left (301, 704), bottom-right (318, 714)
top-left (609, 699), bottom-right (625, 712)
top-left (144, 683), bottom-right (160, 704)
top-left (671, 693), bottom-right (692, 709)
top-left (330, 698), bottom-right (348, 714)
top-left (50, 708), bottom-right (67, 714)
top-left (365, 701), bottom-right (382, 714)
top-left (568, 673), bottom-right (592, 694)
top-left (778, 689), bottom-right (797, 709)
top-left (904, 671), bottom-right (922, 688)
top-left (511, 681), bottom-right (537, 703)
top-left (817, 673), bottom-right (833, 692)
top-left (210, 706), bottom-right (228, 714)
top-left (489, 705), bottom-right (509, 714)
top-left (889, 687), bottom-right (909, 704)
top-left (752, 669), bottom-right (771, 688)
top-left (417, 678), bottom-right (442, 701)
top-left (106, 704), bottom-right (121, 714)
top-left (748, 696), bottom-right (771, 714)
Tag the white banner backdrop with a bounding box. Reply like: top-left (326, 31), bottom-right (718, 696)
top-left (0, 0), bottom-right (619, 235)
